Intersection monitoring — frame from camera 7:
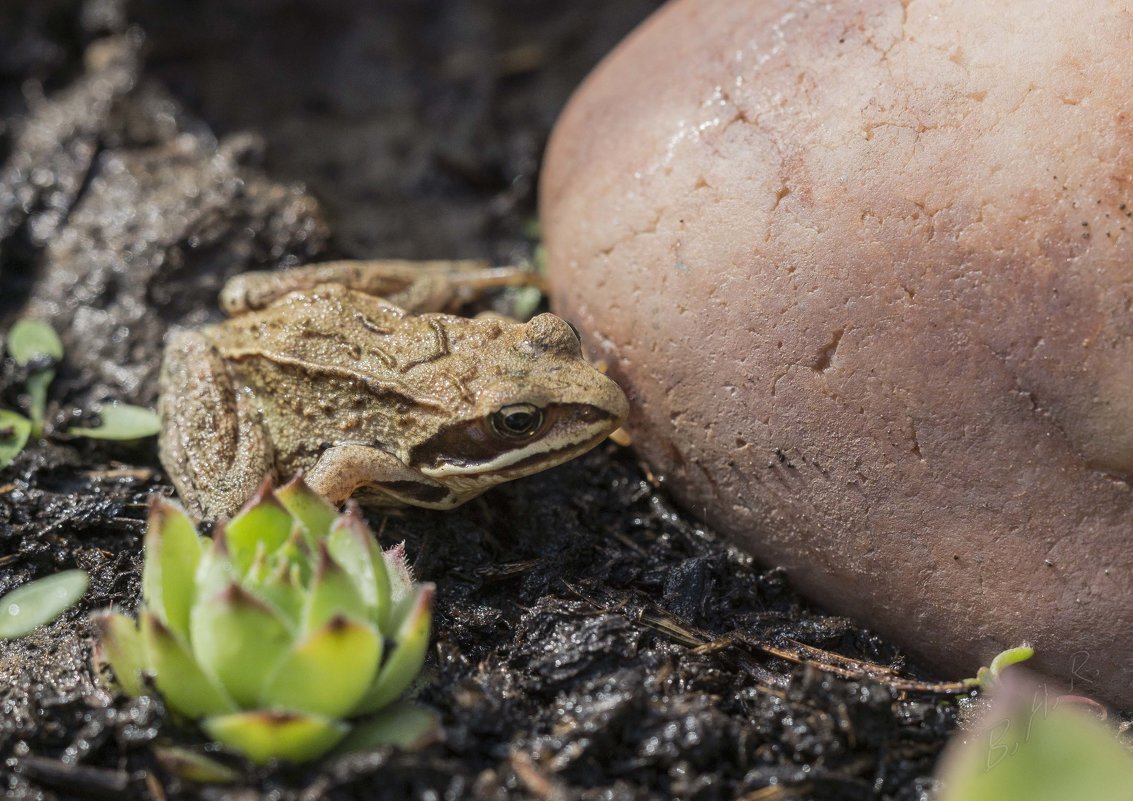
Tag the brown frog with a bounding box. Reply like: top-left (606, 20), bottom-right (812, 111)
top-left (159, 260), bottom-right (629, 520)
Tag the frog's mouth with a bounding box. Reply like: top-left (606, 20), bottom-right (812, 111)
top-left (411, 402), bottom-right (620, 478)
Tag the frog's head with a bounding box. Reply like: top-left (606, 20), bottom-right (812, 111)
top-left (409, 313), bottom-right (629, 496)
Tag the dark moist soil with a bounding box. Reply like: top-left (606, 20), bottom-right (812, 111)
top-left (0, 2), bottom-right (963, 799)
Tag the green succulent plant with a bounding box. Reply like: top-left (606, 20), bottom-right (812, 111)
top-left (93, 477), bottom-right (435, 764)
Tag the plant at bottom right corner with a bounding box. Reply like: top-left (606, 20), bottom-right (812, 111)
top-left (936, 696), bottom-right (1133, 801)
top-left (940, 646), bottom-right (1133, 801)
top-left (93, 477), bottom-right (436, 765)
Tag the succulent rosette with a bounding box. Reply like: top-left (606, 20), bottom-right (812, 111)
top-left (94, 477), bottom-right (434, 764)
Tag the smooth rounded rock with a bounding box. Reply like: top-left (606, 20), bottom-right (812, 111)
top-left (542, 0), bottom-right (1133, 703)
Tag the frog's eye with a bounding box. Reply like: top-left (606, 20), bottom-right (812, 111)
top-left (490, 404), bottom-right (544, 439)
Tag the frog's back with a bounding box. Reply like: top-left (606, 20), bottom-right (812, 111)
top-left (204, 284), bottom-right (493, 474)
top-left (210, 284), bottom-right (423, 376)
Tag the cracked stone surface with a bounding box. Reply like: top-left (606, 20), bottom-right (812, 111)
top-left (542, 0), bottom-right (1133, 706)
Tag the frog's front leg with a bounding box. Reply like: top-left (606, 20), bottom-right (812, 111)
top-left (159, 330), bottom-right (276, 521)
top-left (305, 443), bottom-right (459, 510)
top-left (220, 259), bottom-right (544, 316)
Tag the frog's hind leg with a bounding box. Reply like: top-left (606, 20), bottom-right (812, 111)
top-left (220, 259), bottom-right (545, 316)
top-left (158, 329), bottom-right (275, 521)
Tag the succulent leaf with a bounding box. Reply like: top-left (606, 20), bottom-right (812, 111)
top-left (254, 559), bottom-right (305, 626)
top-left (302, 544), bottom-right (368, 632)
top-left (355, 583), bottom-right (434, 715)
top-left (243, 542), bottom-right (271, 585)
top-left (193, 533), bottom-right (237, 603)
top-left (259, 615), bottom-right (382, 718)
top-left (153, 746), bottom-right (241, 784)
top-left (258, 527), bottom-right (315, 589)
top-left (335, 702), bottom-right (439, 754)
top-left (224, 482), bottom-right (294, 575)
top-left (203, 711), bottom-right (349, 765)
top-left (91, 611), bottom-right (147, 697)
top-left (189, 585), bottom-right (293, 708)
top-left (383, 542), bottom-right (416, 610)
top-left (141, 613), bottom-right (236, 717)
top-left (143, 498), bottom-right (202, 640)
top-left (276, 474), bottom-right (338, 541)
top-left (327, 509), bottom-right (392, 628)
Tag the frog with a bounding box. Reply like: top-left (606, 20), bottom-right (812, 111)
top-left (158, 259), bottom-right (629, 520)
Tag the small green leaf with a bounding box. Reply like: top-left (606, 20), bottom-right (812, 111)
top-left (276, 475), bottom-right (338, 541)
top-left (203, 710), bottom-right (348, 765)
top-left (0, 569), bottom-right (88, 639)
top-left (327, 508), bottom-right (392, 628)
top-left (69, 403), bottom-right (161, 440)
top-left (0, 409), bottom-right (32, 469)
top-left (355, 583), bottom-right (433, 715)
top-left (142, 498), bottom-right (203, 641)
top-left (243, 541), bottom-right (271, 585)
top-left (335, 702), bottom-right (439, 754)
top-left (267, 528), bottom-right (314, 588)
top-left (254, 558), bottom-right (305, 627)
top-left (6, 319), bottom-right (63, 365)
top-left (141, 612), bottom-right (236, 718)
top-left (193, 534), bottom-right (238, 606)
top-left (189, 584), bottom-right (293, 707)
top-left (225, 482), bottom-right (293, 576)
top-left (302, 544), bottom-right (368, 633)
top-left (153, 746), bottom-right (241, 784)
top-left (259, 616), bottom-right (382, 718)
top-left (91, 610), bottom-right (147, 697)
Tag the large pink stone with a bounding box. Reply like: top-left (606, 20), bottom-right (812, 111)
top-left (542, 0), bottom-right (1133, 703)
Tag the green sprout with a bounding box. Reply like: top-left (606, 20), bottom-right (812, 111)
top-left (1, 319), bottom-right (160, 468)
top-left (7, 318), bottom-right (64, 437)
top-left (93, 477), bottom-right (435, 765)
top-left (964, 645), bottom-right (1035, 690)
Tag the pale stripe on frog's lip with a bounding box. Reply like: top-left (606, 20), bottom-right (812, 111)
top-left (422, 429), bottom-right (613, 479)
top-left (414, 404), bottom-right (619, 478)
